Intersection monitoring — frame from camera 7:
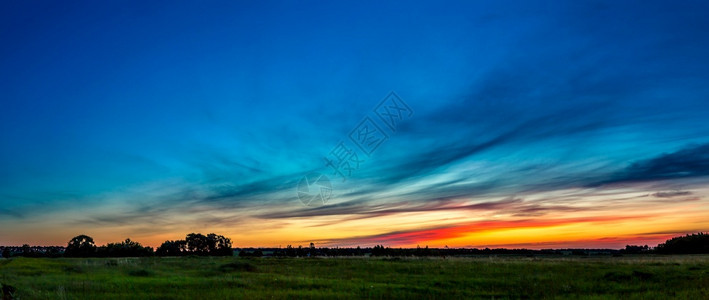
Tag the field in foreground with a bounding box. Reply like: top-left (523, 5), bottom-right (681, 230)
top-left (1, 255), bottom-right (708, 299)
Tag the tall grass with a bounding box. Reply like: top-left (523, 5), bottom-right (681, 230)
top-left (0, 255), bottom-right (708, 299)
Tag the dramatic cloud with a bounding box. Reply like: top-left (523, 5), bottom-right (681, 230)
top-left (597, 143), bottom-right (709, 186)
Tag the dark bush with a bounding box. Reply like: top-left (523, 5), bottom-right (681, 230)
top-left (655, 233), bottom-right (709, 254)
top-left (218, 261), bottom-right (256, 272)
top-left (127, 269), bottom-right (152, 277)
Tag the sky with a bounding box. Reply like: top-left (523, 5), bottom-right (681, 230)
top-left (1, 1), bottom-right (709, 249)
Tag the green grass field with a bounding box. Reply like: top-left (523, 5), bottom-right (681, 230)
top-left (1, 255), bottom-right (708, 299)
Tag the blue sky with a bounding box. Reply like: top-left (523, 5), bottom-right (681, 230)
top-left (2, 1), bottom-right (709, 247)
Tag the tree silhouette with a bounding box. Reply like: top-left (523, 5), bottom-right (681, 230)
top-left (156, 233), bottom-right (232, 256)
top-left (156, 240), bottom-right (188, 256)
top-left (621, 245), bottom-right (649, 254)
top-left (655, 233), bottom-right (709, 254)
top-left (186, 233), bottom-right (210, 255)
top-left (99, 238), bottom-right (153, 257)
top-left (65, 235), bottom-right (97, 257)
top-left (21, 244), bottom-right (31, 256)
top-left (208, 233), bottom-right (233, 256)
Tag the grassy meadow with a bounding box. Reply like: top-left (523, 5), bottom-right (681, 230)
top-left (1, 255), bottom-right (708, 299)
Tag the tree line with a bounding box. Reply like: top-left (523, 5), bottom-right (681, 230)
top-left (2, 232), bottom-right (708, 258)
top-left (655, 232), bottom-right (709, 254)
top-left (1, 233), bottom-right (233, 258)
top-left (264, 234), bottom-right (706, 257)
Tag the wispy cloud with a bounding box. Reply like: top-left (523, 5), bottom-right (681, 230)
top-left (599, 143), bottom-right (709, 185)
top-left (652, 191), bottom-right (693, 198)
